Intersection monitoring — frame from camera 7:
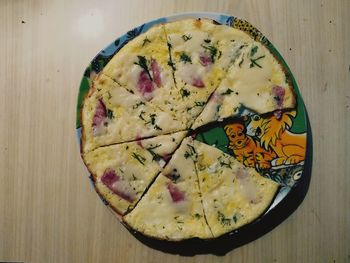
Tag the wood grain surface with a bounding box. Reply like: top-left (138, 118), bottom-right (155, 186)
top-left (0, 0), bottom-right (349, 262)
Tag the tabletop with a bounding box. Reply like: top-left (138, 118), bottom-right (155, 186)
top-left (0, 0), bottom-right (349, 262)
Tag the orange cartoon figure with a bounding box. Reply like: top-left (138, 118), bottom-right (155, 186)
top-left (246, 110), bottom-right (306, 166)
top-left (224, 122), bottom-right (276, 169)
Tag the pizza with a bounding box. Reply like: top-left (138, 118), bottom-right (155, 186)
top-left (193, 140), bottom-right (278, 237)
top-left (192, 40), bottom-right (295, 129)
top-left (82, 131), bottom-right (187, 215)
top-left (123, 137), bottom-right (212, 240)
top-left (80, 18), bottom-right (297, 241)
top-left (81, 74), bottom-right (187, 153)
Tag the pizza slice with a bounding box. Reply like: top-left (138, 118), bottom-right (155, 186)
top-left (159, 19), bottom-right (224, 125)
top-left (161, 18), bottom-right (269, 128)
top-left (103, 23), bottom-right (175, 102)
top-left (123, 137), bottom-right (213, 241)
top-left (192, 41), bottom-right (296, 129)
top-left (101, 22), bottom-right (205, 131)
top-left (83, 132), bottom-right (187, 215)
top-left (81, 74), bottom-right (188, 153)
top-left (192, 140), bottom-right (279, 237)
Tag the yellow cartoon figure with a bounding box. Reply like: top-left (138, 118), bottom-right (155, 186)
top-left (246, 110), bottom-right (306, 166)
top-left (224, 122), bottom-right (277, 169)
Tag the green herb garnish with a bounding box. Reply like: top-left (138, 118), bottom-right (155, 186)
top-left (218, 211), bottom-right (231, 226)
top-left (182, 34), bottom-right (192, 41)
top-left (138, 110), bottom-right (146, 121)
top-left (107, 109), bottom-right (114, 119)
top-left (147, 144), bottom-right (162, 150)
top-left (230, 50), bottom-right (241, 64)
top-left (186, 101), bottom-right (205, 112)
top-left (218, 50), bottom-right (222, 60)
top-left (168, 60), bottom-right (176, 70)
top-left (146, 144), bottom-right (162, 160)
top-left (187, 101), bottom-right (205, 111)
top-left (238, 57), bottom-right (244, 67)
top-left (195, 101), bottom-right (205, 106)
top-left (250, 46), bottom-right (258, 57)
top-left (180, 52), bottom-right (192, 63)
top-left (180, 88), bottom-right (190, 98)
top-left (274, 96), bottom-right (281, 102)
top-left (221, 89), bottom-right (233, 96)
top-left (134, 56), bottom-right (152, 80)
top-left (184, 144), bottom-right (197, 159)
top-left (174, 216), bottom-right (184, 224)
top-left (132, 152), bottom-right (146, 165)
top-left (142, 37), bottom-right (151, 46)
top-left (133, 101), bottom-right (145, 109)
top-left (167, 42), bottom-right (176, 70)
top-left (201, 44), bottom-right (218, 62)
top-left (169, 172), bottom-right (180, 183)
top-left (139, 112), bottom-right (162, 130)
top-left (194, 213), bottom-right (202, 219)
top-left (250, 55), bottom-right (265, 68)
top-left (220, 160), bottom-right (232, 168)
top-left (218, 156), bottom-right (232, 168)
top-left (232, 214), bottom-right (238, 223)
top-left (147, 114), bottom-right (156, 125)
top-left (154, 124), bottom-right (162, 130)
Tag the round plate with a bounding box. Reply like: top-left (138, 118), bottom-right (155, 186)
top-left (76, 13), bottom-right (312, 255)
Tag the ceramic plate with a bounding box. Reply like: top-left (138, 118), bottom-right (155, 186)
top-left (76, 13), bottom-right (312, 255)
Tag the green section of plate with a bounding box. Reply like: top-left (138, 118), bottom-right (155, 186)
top-left (196, 127), bottom-right (229, 154)
top-left (76, 77), bottom-right (90, 128)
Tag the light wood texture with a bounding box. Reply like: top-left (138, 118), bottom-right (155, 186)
top-left (0, 0), bottom-right (349, 262)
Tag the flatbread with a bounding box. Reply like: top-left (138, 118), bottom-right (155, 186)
top-left (103, 23), bottom-right (175, 101)
top-left (83, 132), bottom-right (187, 215)
top-left (81, 74), bottom-right (187, 153)
top-left (162, 19), bottom-right (255, 126)
top-left (192, 140), bottom-right (279, 237)
top-left (192, 41), bottom-right (295, 129)
top-left (79, 18), bottom-right (298, 241)
top-left (123, 137), bottom-right (213, 240)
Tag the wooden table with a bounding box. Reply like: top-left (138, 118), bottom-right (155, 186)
top-left (1, 0), bottom-right (349, 262)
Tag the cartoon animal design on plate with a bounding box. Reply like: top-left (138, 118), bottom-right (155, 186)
top-left (224, 121), bottom-right (277, 170)
top-left (246, 110), bottom-right (306, 166)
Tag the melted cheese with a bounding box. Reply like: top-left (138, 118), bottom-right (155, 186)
top-left (80, 18), bottom-right (298, 240)
top-left (192, 42), bottom-right (295, 129)
top-left (123, 137), bottom-right (213, 240)
top-left (81, 74), bottom-right (188, 153)
top-left (139, 131), bottom-right (187, 156)
top-left (103, 24), bottom-right (175, 99)
top-left (192, 140), bottom-right (278, 237)
top-left (83, 132), bottom-right (186, 215)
